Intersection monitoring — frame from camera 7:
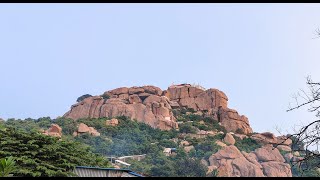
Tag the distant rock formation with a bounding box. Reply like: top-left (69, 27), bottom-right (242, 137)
top-left (42, 124), bottom-right (62, 138)
top-left (208, 144), bottom-right (292, 177)
top-left (106, 118), bottom-right (119, 127)
top-left (63, 84), bottom-right (252, 134)
top-left (73, 123), bottom-right (100, 137)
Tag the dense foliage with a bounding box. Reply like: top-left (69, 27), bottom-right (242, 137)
top-left (234, 137), bottom-right (261, 153)
top-left (3, 111), bottom-right (319, 177)
top-left (0, 125), bottom-right (111, 177)
top-left (127, 148), bottom-right (209, 177)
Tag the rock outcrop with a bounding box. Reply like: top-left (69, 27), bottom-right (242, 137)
top-left (73, 123), bottom-right (100, 137)
top-left (106, 118), bottom-right (119, 127)
top-left (208, 145), bottom-right (292, 177)
top-left (63, 84), bottom-right (253, 134)
top-left (42, 124), bottom-right (62, 138)
top-left (223, 133), bottom-right (236, 145)
top-left (64, 85), bottom-right (178, 130)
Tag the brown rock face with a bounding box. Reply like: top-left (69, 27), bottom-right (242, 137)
top-left (208, 145), bottom-right (292, 177)
top-left (254, 145), bottom-right (285, 162)
top-left (63, 85), bottom-right (178, 130)
top-left (209, 145), bottom-right (264, 177)
top-left (251, 132), bottom-right (278, 145)
top-left (210, 145), bottom-right (243, 160)
top-left (260, 161), bottom-right (292, 177)
top-left (63, 84), bottom-right (252, 134)
top-left (276, 145), bottom-right (291, 152)
top-left (223, 133), bottom-right (236, 145)
top-left (78, 123), bottom-right (90, 133)
top-left (106, 118), bottom-right (119, 126)
top-left (277, 135), bottom-right (293, 146)
top-left (43, 124), bottom-right (62, 138)
top-left (218, 108), bottom-right (253, 134)
top-left (75, 123), bottom-right (100, 136)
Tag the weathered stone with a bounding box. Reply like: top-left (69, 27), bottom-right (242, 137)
top-left (261, 161), bottom-right (292, 177)
top-left (234, 133), bottom-right (248, 140)
top-left (184, 145), bottom-right (194, 153)
top-left (232, 156), bottom-right (265, 177)
top-left (242, 151), bottom-right (262, 169)
top-left (212, 145), bottom-right (243, 160)
top-left (88, 127), bottom-right (100, 136)
top-left (276, 145), bottom-right (291, 152)
top-left (63, 84), bottom-right (252, 134)
top-left (216, 140), bottom-right (227, 147)
top-left (106, 118), bottom-right (119, 126)
top-left (142, 85), bottom-right (162, 96)
top-left (76, 123), bottom-right (100, 136)
top-left (128, 87), bottom-right (145, 95)
top-left (169, 101), bottom-right (180, 108)
top-left (78, 123), bottom-right (90, 133)
top-left (43, 124), bottom-right (62, 138)
top-left (118, 93), bottom-right (129, 100)
top-left (251, 132), bottom-right (278, 145)
top-left (284, 153), bottom-right (293, 163)
top-left (218, 108), bottom-right (253, 135)
top-left (138, 92), bottom-right (152, 101)
top-left (254, 145), bottom-right (285, 163)
top-left (108, 87), bottom-right (129, 95)
top-left (224, 133), bottom-right (236, 145)
top-left (194, 88), bottom-right (228, 110)
top-left (128, 94), bottom-right (142, 104)
top-left (143, 95), bottom-right (161, 105)
top-left (207, 145), bottom-right (292, 177)
top-left (277, 136), bottom-right (293, 146)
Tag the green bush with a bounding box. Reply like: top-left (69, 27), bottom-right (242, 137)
top-left (235, 128), bottom-right (245, 134)
top-left (76, 94), bottom-right (92, 102)
top-left (234, 137), bottom-right (261, 153)
top-left (179, 123), bottom-right (197, 134)
top-left (101, 94), bottom-right (110, 100)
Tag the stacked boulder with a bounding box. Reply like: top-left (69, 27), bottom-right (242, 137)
top-left (63, 84), bottom-right (252, 134)
top-left (73, 123), bottom-right (100, 137)
top-left (208, 144), bottom-right (292, 177)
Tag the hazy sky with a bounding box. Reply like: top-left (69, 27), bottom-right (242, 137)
top-left (1, 3), bottom-right (320, 135)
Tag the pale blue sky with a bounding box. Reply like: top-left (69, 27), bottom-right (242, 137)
top-left (1, 3), bottom-right (320, 134)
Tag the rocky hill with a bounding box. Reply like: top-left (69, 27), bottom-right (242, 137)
top-left (58, 84), bottom-right (307, 177)
top-left (1, 84), bottom-right (316, 177)
top-left (63, 84), bottom-right (252, 134)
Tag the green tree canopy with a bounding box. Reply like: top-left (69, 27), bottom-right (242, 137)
top-left (0, 125), bottom-right (111, 177)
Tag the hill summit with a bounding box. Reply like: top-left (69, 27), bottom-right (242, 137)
top-left (63, 84), bottom-right (252, 135)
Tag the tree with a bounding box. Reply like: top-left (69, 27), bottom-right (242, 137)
top-left (0, 156), bottom-right (16, 177)
top-left (286, 76), bottom-right (320, 175)
top-left (283, 30), bottom-right (320, 176)
top-left (0, 125), bottom-right (111, 177)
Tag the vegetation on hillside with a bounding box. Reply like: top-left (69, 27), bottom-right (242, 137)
top-left (2, 111), bottom-right (319, 177)
top-left (0, 124), bottom-right (111, 177)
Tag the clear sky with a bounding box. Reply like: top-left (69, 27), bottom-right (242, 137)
top-left (1, 3), bottom-right (320, 135)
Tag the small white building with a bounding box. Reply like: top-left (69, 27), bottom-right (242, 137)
top-left (163, 148), bottom-right (172, 156)
top-left (115, 160), bottom-right (131, 168)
